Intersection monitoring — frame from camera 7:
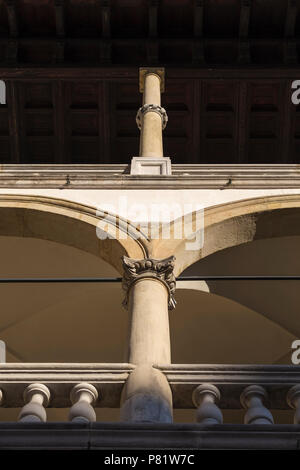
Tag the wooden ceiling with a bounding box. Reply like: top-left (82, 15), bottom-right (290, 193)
top-left (0, 0), bottom-right (299, 164)
top-left (0, 0), bottom-right (300, 66)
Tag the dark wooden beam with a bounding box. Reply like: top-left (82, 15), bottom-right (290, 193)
top-left (237, 80), bottom-right (248, 163)
top-left (149, 0), bottom-right (159, 37)
top-left (99, 81), bottom-right (110, 163)
top-left (280, 81), bottom-right (292, 162)
top-left (193, 0), bottom-right (204, 63)
top-left (194, 0), bottom-right (203, 38)
top-left (53, 81), bottom-right (66, 163)
top-left (284, 0), bottom-right (298, 64)
top-left (7, 81), bottom-right (20, 163)
top-left (55, 40), bottom-right (65, 64)
top-left (100, 1), bottom-right (111, 63)
top-left (6, 39), bottom-right (17, 64)
top-left (5, 0), bottom-right (18, 38)
top-left (0, 36), bottom-right (295, 46)
top-left (238, 0), bottom-right (251, 64)
top-left (192, 79), bottom-right (201, 163)
top-left (147, 39), bottom-right (158, 65)
top-left (239, 0), bottom-right (250, 37)
top-left (147, 0), bottom-right (159, 63)
top-left (99, 39), bottom-right (112, 64)
top-left (54, 0), bottom-right (65, 62)
top-left (1, 67), bottom-right (300, 80)
top-left (4, 0), bottom-right (18, 63)
top-left (101, 0), bottom-right (111, 38)
top-left (284, 40), bottom-right (298, 65)
top-left (192, 39), bottom-right (204, 64)
top-left (55, 0), bottom-right (65, 37)
top-left (285, 0), bottom-right (297, 37)
top-left (238, 40), bottom-right (251, 65)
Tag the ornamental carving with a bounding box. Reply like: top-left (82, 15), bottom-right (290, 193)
top-left (136, 104), bottom-right (168, 130)
top-left (122, 256), bottom-right (176, 310)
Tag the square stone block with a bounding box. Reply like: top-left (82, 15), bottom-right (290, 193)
top-left (130, 157), bottom-right (172, 176)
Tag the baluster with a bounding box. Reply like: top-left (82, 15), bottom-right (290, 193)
top-left (0, 389), bottom-right (3, 405)
top-left (287, 385), bottom-right (300, 424)
top-left (192, 384), bottom-right (223, 424)
top-left (18, 383), bottom-right (50, 423)
top-left (69, 383), bottom-right (98, 423)
top-left (240, 385), bottom-right (274, 425)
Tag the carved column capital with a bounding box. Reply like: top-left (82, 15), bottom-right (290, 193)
top-left (139, 67), bottom-right (165, 92)
top-left (122, 256), bottom-right (176, 310)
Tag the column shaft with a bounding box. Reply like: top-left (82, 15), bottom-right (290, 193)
top-left (143, 73), bottom-right (161, 105)
top-left (127, 277), bottom-right (171, 365)
top-left (139, 72), bottom-right (164, 158)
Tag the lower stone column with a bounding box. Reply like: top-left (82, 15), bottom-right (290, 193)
top-left (120, 256), bottom-right (176, 423)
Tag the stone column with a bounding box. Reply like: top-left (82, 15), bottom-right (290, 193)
top-left (139, 72), bottom-right (164, 158)
top-left (131, 67), bottom-right (171, 175)
top-left (120, 256), bottom-right (176, 423)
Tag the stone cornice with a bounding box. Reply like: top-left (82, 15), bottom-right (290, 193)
top-left (0, 422), bottom-right (300, 450)
top-left (0, 164), bottom-right (299, 189)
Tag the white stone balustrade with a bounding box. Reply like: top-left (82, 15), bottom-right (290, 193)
top-left (0, 364), bottom-right (298, 424)
top-left (192, 384), bottom-right (223, 424)
top-left (240, 385), bottom-right (274, 425)
top-left (69, 383), bottom-right (98, 423)
top-left (18, 383), bottom-right (50, 423)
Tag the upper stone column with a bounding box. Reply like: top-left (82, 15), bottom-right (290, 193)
top-left (131, 68), bottom-right (171, 175)
top-left (137, 68), bottom-right (166, 158)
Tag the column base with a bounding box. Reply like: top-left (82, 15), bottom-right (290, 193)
top-left (120, 366), bottom-right (173, 424)
top-left (121, 392), bottom-right (173, 424)
top-left (130, 157), bottom-right (172, 176)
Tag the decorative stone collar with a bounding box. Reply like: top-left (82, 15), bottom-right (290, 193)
top-left (136, 104), bottom-right (168, 130)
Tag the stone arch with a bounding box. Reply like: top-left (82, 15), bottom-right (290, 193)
top-left (0, 194), bottom-right (149, 274)
top-left (151, 194), bottom-right (300, 276)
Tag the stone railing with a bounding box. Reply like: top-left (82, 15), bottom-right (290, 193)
top-left (0, 363), bottom-right (300, 424)
top-left (157, 364), bottom-right (300, 424)
top-left (0, 363), bottom-right (133, 422)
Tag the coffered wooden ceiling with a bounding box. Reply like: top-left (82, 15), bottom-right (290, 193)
top-left (0, 0), bottom-right (299, 164)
